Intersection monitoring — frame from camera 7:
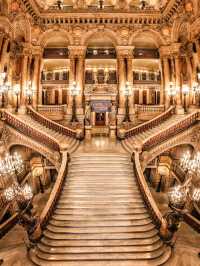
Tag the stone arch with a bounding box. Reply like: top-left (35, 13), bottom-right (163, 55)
top-left (129, 29), bottom-right (166, 48)
top-left (143, 140), bottom-right (197, 168)
top-left (13, 14), bottom-right (31, 43)
top-left (38, 28), bottom-right (73, 48)
top-left (82, 28), bottom-right (120, 47)
top-left (7, 142), bottom-right (59, 170)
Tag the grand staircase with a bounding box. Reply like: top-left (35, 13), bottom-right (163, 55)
top-left (122, 114), bottom-right (185, 152)
top-left (30, 152), bottom-right (171, 265)
top-left (17, 114), bottom-right (79, 152)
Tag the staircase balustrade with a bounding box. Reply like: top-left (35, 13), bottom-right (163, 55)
top-left (3, 111), bottom-right (60, 152)
top-left (133, 152), bottom-right (167, 233)
top-left (183, 213), bottom-right (200, 233)
top-left (37, 151), bottom-right (69, 233)
top-left (0, 213), bottom-right (19, 239)
top-left (171, 161), bottom-right (187, 183)
top-left (143, 112), bottom-right (199, 151)
top-left (124, 106), bottom-right (175, 138)
top-left (27, 106), bottom-right (77, 139)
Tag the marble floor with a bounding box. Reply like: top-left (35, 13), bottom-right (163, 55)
top-left (0, 138), bottom-right (199, 266)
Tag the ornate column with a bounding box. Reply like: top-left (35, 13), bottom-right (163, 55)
top-left (19, 47), bottom-right (30, 113)
top-left (160, 46), bottom-right (171, 109)
top-left (0, 36), bottom-right (9, 71)
top-left (174, 55), bottom-right (184, 113)
top-left (67, 46), bottom-right (86, 123)
top-left (116, 46), bottom-right (134, 124)
top-left (32, 47), bottom-right (42, 108)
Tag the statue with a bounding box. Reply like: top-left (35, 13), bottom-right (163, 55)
top-left (109, 105), bottom-right (117, 126)
top-left (85, 104), bottom-right (91, 126)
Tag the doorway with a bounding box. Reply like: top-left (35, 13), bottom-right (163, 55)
top-left (95, 112), bottom-right (106, 126)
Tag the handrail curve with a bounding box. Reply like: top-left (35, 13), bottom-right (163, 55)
top-left (124, 106), bottom-right (175, 138)
top-left (133, 152), bottom-right (167, 232)
top-left (3, 111), bottom-right (60, 152)
top-left (142, 111), bottom-right (199, 151)
top-left (27, 106), bottom-right (77, 139)
top-left (39, 151), bottom-right (68, 230)
top-left (0, 213), bottom-right (19, 239)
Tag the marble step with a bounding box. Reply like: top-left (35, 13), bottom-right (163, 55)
top-left (62, 184), bottom-right (138, 189)
top-left (58, 198), bottom-right (144, 204)
top-left (54, 207), bottom-right (148, 215)
top-left (48, 221), bottom-right (154, 230)
top-left (58, 195), bottom-right (143, 202)
top-left (61, 188), bottom-right (141, 193)
top-left (37, 240), bottom-right (163, 254)
top-left (41, 235), bottom-right (161, 247)
top-left (30, 246), bottom-right (171, 266)
top-left (61, 191), bottom-right (141, 196)
top-left (43, 229), bottom-right (158, 240)
top-left (52, 212), bottom-right (149, 219)
top-left (35, 245), bottom-right (166, 260)
top-left (64, 182), bottom-right (138, 187)
top-left (56, 202), bottom-right (146, 208)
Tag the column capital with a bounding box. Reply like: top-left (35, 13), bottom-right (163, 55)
top-left (68, 45), bottom-right (87, 58)
top-left (116, 46), bottom-right (134, 59)
top-left (32, 46), bottom-right (43, 56)
top-left (159, 43), bottom-right (182, 58)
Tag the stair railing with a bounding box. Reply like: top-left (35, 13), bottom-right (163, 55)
top-left (142, 111), bottom-right (199, 151)
top-left (3, 111), bottom-right (60, 152)
top-left (27, 106), bottom-right (78, 139)
top-left (133, 152), bottom-right (167, 233)
top-left (33, 151), bottom-right (69, 239)
top-left (0, 213), bottom-right (19, 239)
top-left (124, 106), bottom-right (175, 138)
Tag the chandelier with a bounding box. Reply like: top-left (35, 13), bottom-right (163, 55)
top-left (180, 150), bottom-right (200, 175)
top-left (0, 152), bottom-right (24, 177)
top-left (0, 152), bottom-right (33, 203)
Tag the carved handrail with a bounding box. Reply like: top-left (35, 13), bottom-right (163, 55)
top-left (135, 104), bottom-right (165, 114)
top-left (124, 106), bottom-right (175, 138)
top-left (39, 151), bottom-right (69, 230)
top-left (3, 111), bottom-right (60, 152)
top-left (133, 152), bottom-right (167, 231)
top-left (27, 106), bottom-right (77, 139)
top-left (183, 213), bottom-right (200, 233)
top-left (37, 105), bottom-right (67, 113)
top-left (143, 112), bottom-right (199, 151)
top-left (0, 213), bottom-right (19, 239)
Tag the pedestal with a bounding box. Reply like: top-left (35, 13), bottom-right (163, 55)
top-left (175, 105), bottom-right (185, 114)
top-left (18, 105), bottom-right (27, 114)
top-left (85, 125), bottom-right (92, 141)
top-left (109, 125), bottom-right (116, 140)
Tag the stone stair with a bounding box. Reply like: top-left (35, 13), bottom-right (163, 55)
top-left (30, 152), bottom-right (171, 265)
top-left (122, 114), bottom-right (184, 152)
top-left (18, 114), bottom-right (79, 152)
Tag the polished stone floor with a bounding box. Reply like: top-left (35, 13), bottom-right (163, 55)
top-left (0, 138), bottom-right (199, 266)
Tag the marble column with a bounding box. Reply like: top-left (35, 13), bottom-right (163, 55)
top-left (159, 59), bottom-right (164, 105)
top-left (118, 57), bottom-right (126, 109)
top-left (163, 57), bottom-right (170, 108)
top-left (186, 56), bottom-right (194, 108)
top-left (19, 54), bottom-right (29, 113)
top-left (175, 56), bottom-right (184, 113)
top-left (76, 55), bottom-right (85, 109)
top-left (32, 54), bottom-right (41, 108)
top-left (0, 38), bottom-right (9, 71)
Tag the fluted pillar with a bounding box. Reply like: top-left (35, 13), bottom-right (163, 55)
top-left (32, 53), bottom-right (41, 108)
top-left (0, 37), bottom-right (9, 71)
top-left (174, 55), bottom-right (184, 113)
top-left (117, 57), bottom-right (126, 108)
top-left (163, 57), bottom-right (170, 108)
top-left (19, 53), bottom-right (29, 113)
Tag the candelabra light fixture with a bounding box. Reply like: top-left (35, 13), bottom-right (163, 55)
top-left (57, 0), bottom-right (63, 10)
top-left (182, 85), bottom-right (189, 113)
top-left (26, 81), bottom-right (34, 105)
top-left (70, 81), bottom-right (80, 123)
top-left (168, 82), bottom-right (177, 106)
top-left (13, 84), bottom-right (20, 113)
top-left (0, 72), bottom-right (10, 108)
top-left (123, 81), bottom-right (132, 123)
